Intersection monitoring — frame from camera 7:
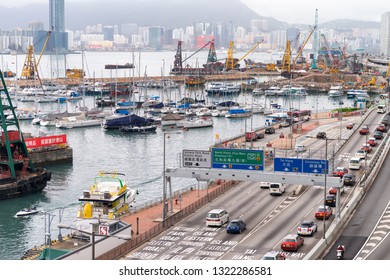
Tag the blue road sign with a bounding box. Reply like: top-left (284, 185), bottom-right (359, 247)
top-left (212, 148), bottom-right (264, 171)
top-left (274, 157), bottom-right (303, 173)
top-left (302, 159), bottom-right (328, 174)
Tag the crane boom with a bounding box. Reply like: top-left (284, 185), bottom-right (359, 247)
top-left (233, 40), bottom-right (263, 67)
top-left (293, 27), bottom-right (315, 65)
top-left (182, 40), bottom-right (213, 64)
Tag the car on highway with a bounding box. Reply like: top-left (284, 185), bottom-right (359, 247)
top-left (374, 131), bottom-right (384, 139)
top-left (259, 182), bottom-right (270, 189)
top-left (361, 143), bottom-right (372, 153)
top-left (226, 219), bottom-right (246, 234)
top-left (325, 194), bottom-right (337, 207)
top-left (376, 124), bottom-right (387, 132)
top-left (297, 220), bottom-right (317, 236)
top-left (367, 137), bottom-right (377, 147)
top-left (316, 131), bottom-right (327, 139)
top-left (328, 184), bottom-right (345, 194)
top-left (343, 174), bottom-right (356, 186)
top-left (355, 149), bottom-right (367, 159)
top-left (281, 234), bottom-right (304, 251)
top-left (349, 157), bottom-right (362, 170)
top-left (265, 127), bottom-right (275, 134)
top-left (359, 125), bottom-right (370, 135)
top-left (346, 123), bottom-right (354, 130)
top-left (294, 144), bottom-right (306, 153)
top-left (333, 166), bottom-right (348, 177)
top-left (257, 132), bottom-right (265, 139)
top-left (261, 251), bottom-right (286, 260)
top-left (381, 115), bottom-right (389, 126)
top-left (206, 209), bottom-right (229, 227)
top-left (315, 205), bottom-right (333, 220)
top-left (269, 183), bottom-right (285, 196)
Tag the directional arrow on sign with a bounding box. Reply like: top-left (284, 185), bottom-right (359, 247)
top-left (313, 169), bottom-right (318, 173)
top-left (284, 168), bottom-right (290, 172)
top-left (248, 166), bottom-right (254, 170)
top-left (222, 164), bottom-right (228, 168)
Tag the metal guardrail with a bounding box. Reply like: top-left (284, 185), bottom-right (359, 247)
top-left (96, 180), bottom-right (238, 260)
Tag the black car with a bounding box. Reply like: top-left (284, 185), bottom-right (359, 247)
top-left (374, 131), bottom-right (384, 139)
top-left (325, 194), bottom-right (336, 207)
top-left (265, 127), bottom-right (275, 134)
top-left (316, 132), bottom-right (327, 139)
top-left (343, 174), bottom-right (356, 186)
top-left (257, 132), bottom-right (265, 139)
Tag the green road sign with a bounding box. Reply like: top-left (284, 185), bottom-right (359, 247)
top-left (212, 148), bottom-right (264, 171)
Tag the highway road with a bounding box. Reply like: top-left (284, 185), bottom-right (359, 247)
top-left (323, 132), bottom-right (390, 260)
top-left (125, 108), bottom-right (388, 260)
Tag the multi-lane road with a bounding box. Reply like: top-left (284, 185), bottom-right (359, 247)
top-left (125, 108), bottom-right (389, 260)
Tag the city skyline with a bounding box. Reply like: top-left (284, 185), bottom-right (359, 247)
top-left (3, 0), bottom-right (389, 24)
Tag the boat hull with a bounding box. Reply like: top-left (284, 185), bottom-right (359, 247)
top-left (0, 169), bottom-right (51, 200)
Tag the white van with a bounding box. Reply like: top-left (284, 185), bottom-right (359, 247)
top-left (378, 105), bottom-right (387, 114)
top-left (294, 144), bottom-right (306, 153)
top-left (269, 183), bottom-right (285, 196)
top-left (349, 157), bottom-right (362, 170)
top-left (206, 209), bottom-right (229, 227)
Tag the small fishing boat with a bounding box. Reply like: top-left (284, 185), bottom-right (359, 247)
top-left (16, 207), bottom-right (39, 217)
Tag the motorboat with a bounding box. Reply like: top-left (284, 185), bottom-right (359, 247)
top-left (264, 86), bottom-right (280, 96)
top-left (77, 172), bottom-right (138, 221)
top-left (16, 207), bottom-right (39, 217)
top-left (225, 108), bottom-right (251, 118)
top-left (179, 117), bottom-right (214, 129)
top-left (328, 85), bottom-right (343, 97)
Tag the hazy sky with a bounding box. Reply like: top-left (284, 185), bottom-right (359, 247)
top-left (2, 0), bottom-right (389, 24)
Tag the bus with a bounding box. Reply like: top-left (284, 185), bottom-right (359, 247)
top-left (288, 109), bottom-right (311, 122)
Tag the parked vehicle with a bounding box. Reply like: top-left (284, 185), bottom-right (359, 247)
top-left (206, 209), bottom-right (229, 227)
top-left (315, 205), bottom-right (333, 220)
top-left (297, 221), bottom-right (317, 236)
top-left (269, 183), bottom-right (285, 196)
top-left (281, 234), bottom-right (304, 251)
top-left (226, 219), bottom-right (246, 234)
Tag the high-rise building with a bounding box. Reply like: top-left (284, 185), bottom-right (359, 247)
top-left (49, 0), bottom-right (65, 32)
top-left (380, 11), bottom-right (390, 56)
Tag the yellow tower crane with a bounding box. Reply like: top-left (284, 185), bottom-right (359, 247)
top-left (225, 41), bottom-right (235, 71)
top-left (20, 30), bottom-right (52, 80)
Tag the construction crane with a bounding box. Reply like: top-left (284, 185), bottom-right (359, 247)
top-left (20, 29), bottom-right (52, 80)
top-left (280, 40), bottom-right (292, 73)
top-left (292, 27), bottom-right (315, 69)
top-left (232, 40), bottom-right (263, 68)
top-left (225, 41), bottom-right (235, 71)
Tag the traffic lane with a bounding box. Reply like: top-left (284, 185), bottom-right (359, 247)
top-left (126, 181), bottom-right (288, 260)
top-left (322, 143), bottom-right (390, 260)
top-left (220, 185), bottom-right (330, 260)
top-left (366, 232), bottom-right (390, 260)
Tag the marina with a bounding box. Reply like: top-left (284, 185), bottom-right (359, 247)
top-left (0, 49), bottom-right (388, 260)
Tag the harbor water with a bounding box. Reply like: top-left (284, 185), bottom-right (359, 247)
top-left (0, 51), bottom-right (361, 260)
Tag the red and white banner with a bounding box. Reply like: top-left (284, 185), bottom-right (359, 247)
top-left (25, 134), bottom-right (67, 148)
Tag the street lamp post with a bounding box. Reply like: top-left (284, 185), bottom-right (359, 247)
top-left (163, 132), bottom-right (181, 221)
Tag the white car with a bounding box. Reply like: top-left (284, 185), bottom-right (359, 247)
top-left (206, 209), bottom-right (229, 227)
top-left (297, 220), bottom-right (318, 236)
top-left (294, 144), bottom-right (306, 153)
top-left (259, 182), bottom-right (270, 189)
top-left (355, 149), bottom-right (367, 159)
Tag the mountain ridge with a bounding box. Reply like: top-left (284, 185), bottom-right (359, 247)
top-left (0, 0), bottom-right (379, 32)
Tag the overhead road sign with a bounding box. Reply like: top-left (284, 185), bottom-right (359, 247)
top-left (212, 148), bottom-right (264, 171)
top-left (303, 159), bottom-right (328, 174)
top-left (274, 157), bottom-right (303, 173)
top-left (182, 149), bottom-right (211, 168)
